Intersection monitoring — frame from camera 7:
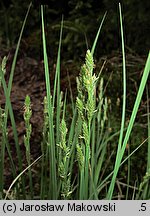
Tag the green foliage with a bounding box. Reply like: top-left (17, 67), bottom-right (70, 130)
top-left (0, 3), bottom-right (149, 200)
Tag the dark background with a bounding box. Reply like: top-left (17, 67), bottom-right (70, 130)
top-left (0, 0), bottom-right (149, 59)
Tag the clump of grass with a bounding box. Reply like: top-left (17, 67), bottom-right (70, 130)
top-left (0, 3), bottom-right (150, 200)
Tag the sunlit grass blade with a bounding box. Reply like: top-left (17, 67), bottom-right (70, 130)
top-left (146, 85), bottom-right (150, 171)
top-left (4, 2), bottom-right (32, 125)
top-left (107, 3), bottom-right (150, 199)
top-left (91, 11), bottom-right (107, 56)
top-left (118, 1), bottom-right (126, 152)
top-left (41, 5), bottom-right (57, 199)
top-left (107, 2), bottom-right (126, 199)
top-left (4, 155), bottom-right (42, 200)
top-left (107, 50), bottom-right (150, 199)
top-left (53, 16), bottom-right (63, 156)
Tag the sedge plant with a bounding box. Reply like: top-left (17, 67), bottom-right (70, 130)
top-left (0, 3), bottom-right (149, 200)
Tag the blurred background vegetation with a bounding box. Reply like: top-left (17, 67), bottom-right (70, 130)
top-left (0, 0), bottom-right (149, 59)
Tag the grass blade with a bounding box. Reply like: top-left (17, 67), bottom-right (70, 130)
top-left (107, 2), bottom-right (126, 199)
top-left (107, 49), bottom-right (150, 199)
top-left (41, 5), bottom-right (57, 199)
top-left (91, 11), bottom-right (107, 56)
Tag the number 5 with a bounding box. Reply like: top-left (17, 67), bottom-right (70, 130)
top-left (141, 203), bottom-right (146, 211)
